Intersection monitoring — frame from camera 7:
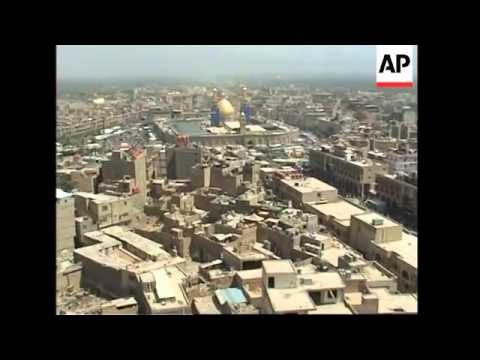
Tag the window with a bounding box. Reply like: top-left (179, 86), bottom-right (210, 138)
top-left (102, 205), bottom-right (108, 212)
top-left (268, 277), bottom-right (275, 288)
top-left (402, 270), bottom-right (409, 280)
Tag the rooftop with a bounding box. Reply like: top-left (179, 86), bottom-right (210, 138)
top-left (102, 226), bottom-right (171, 260)
top-left (298, 272), bottom-right (346, 291)
top-left (266, 288), bottom-right (316, 313)
top-left (352, 212), bottom-right (399, 228)
top-left (307, 303), bottom-right (353, 315)
top-left (193, 296), bottom-right (222, 315)
top-left (214, 288), bottom-right (247, 306)
top-left (146, 266), bottom-right (189, 310)
top-left (308, 200), bottom-right (365, 221)
top-left (370, 287), bottom-right (417, 314)
top-left (73, 191), bottom-right (124, 204)
top-left (281, 177), bottom-right (337, 194)
top-left (223, 246), bottom-right (269, 261)
top-left (236, 268), bottom-right (262, 281)
top-left (374, 232), bottom-right (418, 268)
top-left (263, 260), bottom-right (296, 274)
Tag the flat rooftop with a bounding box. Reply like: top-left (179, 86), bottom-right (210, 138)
top-left (193, 296), bottom-right (222, 315)
top-left (308, 200), bottom-right (365, 221)
top-left (299, 272), bottom-right (346, 291)
top-left (102, 226), bottom-right (171, 260)
top-left (370, 287), bottom-right (417, 314)
top-left (352, 212), bottom-right (399, 228)
top-left (374, 233), bottom-right (418, 268)
top-left (359, 262), bottom-right (394, 282)
top-left (147, 266), bottom-right (189, 311)
top-left (307, 303), bottom-right (353, 315)
top-left (321, 246), bottom-right (350, 268)
top-left (263, 260), bottom-right (296, 274)
top-left (223, 246), bottom-right (268, 261)
top-left (73, 191), bottom-right (123, 204)
top-left (236, 268), bottom-right (262, 281)
top-left (281, 177), bottom-right (337, 194)
top-left (266, 288), bottom-right (316, 313)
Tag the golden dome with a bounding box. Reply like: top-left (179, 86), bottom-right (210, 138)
top-left (217, 98), bottom-right (235, 117)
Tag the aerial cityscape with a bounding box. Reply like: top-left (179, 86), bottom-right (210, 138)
top-left (56, 45), bottom-right (417, 315)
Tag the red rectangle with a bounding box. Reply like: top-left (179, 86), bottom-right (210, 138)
top-left (376, 82), bottom-right (413, 88)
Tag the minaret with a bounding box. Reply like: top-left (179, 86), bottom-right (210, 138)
top-left (239, 86), bottom-right (251, 124)
top-left (210, 88), bottom-right (220, 127)
top-left (240, 111), bottom-right (246, 134)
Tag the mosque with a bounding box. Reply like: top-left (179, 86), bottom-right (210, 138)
top-left (153, 87), bottom-right (299, 147)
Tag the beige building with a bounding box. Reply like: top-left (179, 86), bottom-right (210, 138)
top-left (56, 189), bottom-right (76, 253)
top-left (376, 173), bottom-right (417, 217)
top-left (137, 266), bottom-right (191, 315)
top-left (340, 256), bottom-right (417, 314)
top-left (309, 148), bottom-right (387, 198)
top-left (305, 199), bottom-right (366, 242)
top-left (73, 192), bottom-right (137, 232)
top-left (101, 149), bottom-right (147, 208)
top-left (277, 177), bottom-right (338, 208)
top-left (57, 167), bottom-right (99, 193)
top-left (261, 260), bottom-right (351, 314)
top-left (74, 226), bottom-right (186, 309)
top-left (349, 213), bottom-right (417, 293)
top-left (101, 297), bottom-right (138, 315)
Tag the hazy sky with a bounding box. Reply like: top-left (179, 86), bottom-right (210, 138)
top-left (57, 45), bottom-right (417, 80)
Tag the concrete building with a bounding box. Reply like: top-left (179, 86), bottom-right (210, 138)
top-left (74, 226), bottom-right (185, 301)
top-left (73, 192), bottom-right (138, 232)
top-left (56, 189), bottom-right (76, 253)
top-left (339, 256), bottom-right (417, 314)
top-left (261, 260), bottom-right (351, 314)
top-left (101, 148), bottom-right (147, 208)
top-left (192, 288), bottom-right (259, 315)
top-left (349, 213), bottom-right (417, 292)
top-left (376, 173), bottom-right (417, 217)
top-left (168, 143), bottom-right (205, 180)
top-left (57, 167), bottom-right (99, 193)
top-left (222, 242), bottom-right (278, 271)
top-left (257, 208), bottom-right (318, 260)
top-left (277, 177), bottom-right (338, 207)
top-left (310, 147), bottom-right (387, 198)
top-left (191, 163), bottom-right (211, 189)
top-left (57, 261), bottom-right (82, 293)
top-left (137, 266), bottom-right (191, 315)
top-left (101, 297), bottom-right (138, 315)
top-left (384, 150), bottom-right (417, 173)
top-left (304, 200), bottom-right (366, 242)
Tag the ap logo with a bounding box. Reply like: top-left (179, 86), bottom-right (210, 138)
top-left (376, 45), bottom-right (414, 88)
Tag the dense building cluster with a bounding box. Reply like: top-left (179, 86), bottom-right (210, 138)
top-left (56, 83), bottom-right (417, 315)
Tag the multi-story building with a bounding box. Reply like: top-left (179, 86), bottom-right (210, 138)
top-left (349, 212), bottom-right (417, 292)
top-left (384, 150), bottom-right (417, 174)
top-left (261, 260), bottom-right (351, 314)
top-left (56, 189), bottom-right (76, 253)
top-left (74, 226), bottom-right (186, 309)
top-left (73, 192), bottom-right (138, 235)
top-left (101, 148), bottom-right (147, 208)
top-left (276, 177), bottom-right (338, 208)
top-left (309, 147), bottom-right (387, 198)
top-left (376, 173), bottom-right (417, 217)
